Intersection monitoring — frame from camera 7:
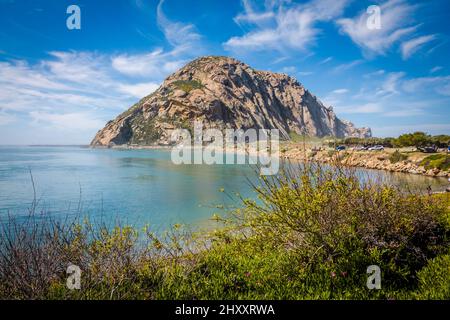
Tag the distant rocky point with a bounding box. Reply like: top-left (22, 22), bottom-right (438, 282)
top-left (91, 56), bottom-right (371, 147)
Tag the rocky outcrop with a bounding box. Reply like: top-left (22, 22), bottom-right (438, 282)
top-left (91, 56), bottom-right (371, 147)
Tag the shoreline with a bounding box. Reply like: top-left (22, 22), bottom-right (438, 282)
top-left (91, 143), bottom-right (450, 179)
top-left (282, 146), bottom-right (450, 179)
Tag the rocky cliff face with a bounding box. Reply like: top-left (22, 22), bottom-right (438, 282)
top-left (91, 56), bottom-right (371, 147)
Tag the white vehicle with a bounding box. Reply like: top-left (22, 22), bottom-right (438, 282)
top-left (368, 145), bottom-right (384, 151)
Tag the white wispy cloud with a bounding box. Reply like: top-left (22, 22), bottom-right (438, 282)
top-left (272, 56), bottom-right (289, 64)
top-left (224, 0), bottom-right (350, 52)
top-left (156, 0), bottom-right (202, 48)
top-left (364, 69), bottom-right (385, 78)
top-left (0, 49), bottom-right (185, 143)
top-left (117, 82), bottom-right (160, 98)
top-left (334, 100), bottom-right (429, 118)
top-left (0, 52), bottom-right (135, 113)
top-left (402, 76), bottom-right (450, 96)
top-left (0, 51), bottom-right (173, 145)
top-left (43, 51), bottom-right (111, 86)
top-left (112, 1), bottom-right (203, 78)
top-left (376, 72), bottom-right (405, 96)
top-left (0, 1), bottom-right (202, 114)
top-left (332, 59), bottom-right (364, 73)
top-left (280, 66), bottom-right (297, 74)
top-left (332, 88), bottom-right (349, 94)
top-left (234, 0), bottom-right (275, 26)
top-left (337, 0), bottom-right (418, 57)
top-left (325, 69), bottom-right (450, 120)
top-left (0, 2), bottom-right (205, 144)
top-left (111, 48), bottom-right (186, 78)
top-left (29, 111), bottom-right (105, 131)
top-left (338, 103), bottom-right (384, 114)
top-left (400, 34), bottom-right (437, 59)
top-left (0, 60), bottom-right (70, 91)
top-left (318, 56), bottom-right (333, 65)
top-left (430, 66), bottom-right (443, 74)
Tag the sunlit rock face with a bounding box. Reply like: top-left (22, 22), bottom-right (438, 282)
top-left (91, 56), bottom-right (371, 147)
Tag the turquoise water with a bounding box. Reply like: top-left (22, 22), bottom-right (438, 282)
top-left (0, 146), bottom-right (448, 230)
top-left (0, 146), bottom-right (255, 229)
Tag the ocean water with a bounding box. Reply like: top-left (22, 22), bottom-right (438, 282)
top-left (0, 146), bottom-right (448, 230)
top-left (0, 146), bottom-right (256, 230)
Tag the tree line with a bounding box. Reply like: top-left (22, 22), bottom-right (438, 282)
top-left (335, 132), bottom-right (450, 148)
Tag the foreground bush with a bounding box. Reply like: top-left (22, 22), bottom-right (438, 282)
top-left (389, 150), bottom-right (408, 163)
top-left (0, 164), bottom-right (449, 299)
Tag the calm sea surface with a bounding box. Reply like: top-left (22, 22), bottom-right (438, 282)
top-left (0, 146), bottom-right (448, 230)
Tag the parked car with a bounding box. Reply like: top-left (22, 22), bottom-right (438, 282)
top-left (368, 145), bottom-right (384, 151)
top-left (336, 145), bottom-right (346, 151)
top-left (418, 145), bottom-right (438, 153)
top-left (417, 145), bottom-right (438, 153)
top-left (353, 146), bottom-right (367, 151)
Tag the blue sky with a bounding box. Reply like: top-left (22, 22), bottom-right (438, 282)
top-left (0, 0), bottom-right (449, 144)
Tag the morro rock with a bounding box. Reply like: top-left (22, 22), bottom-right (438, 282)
top-left (91, 56), bottom-right (371, 147)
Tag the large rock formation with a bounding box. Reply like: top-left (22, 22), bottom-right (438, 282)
top-left (91, 56), bottom-right (371, 147)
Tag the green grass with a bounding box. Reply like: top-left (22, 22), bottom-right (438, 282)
top-left (414, 253), bottom-right (450, 299)
top-left (171, 80), bottom-right (204, 93)
top-left (420, 153), bottom-right (450, 171)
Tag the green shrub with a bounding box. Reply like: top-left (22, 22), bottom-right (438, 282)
top-left (228, 164), bottom-right (450, 294)
top-left (171, 80), bottom-right (204, 93)
top-left (420, 154), bottom-right (450, 171)
top-left (389, 150), bottom-right (408, 163)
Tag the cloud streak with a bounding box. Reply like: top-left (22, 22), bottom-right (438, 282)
top-left (224, 0), bottom-right (350, 52)
top-left (400, 34), bottom-right (437, 59)
top-left (111, 48), bottom-right (186, 78)
top-left (156, 0), bottom-right (202, 48)
top-left (337, 0), bottom-right (418, 57)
